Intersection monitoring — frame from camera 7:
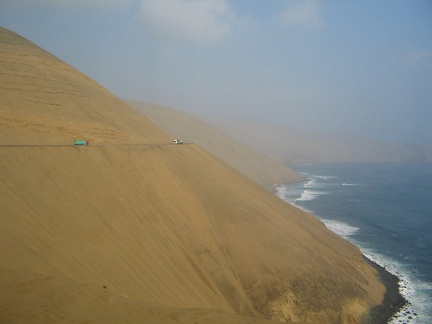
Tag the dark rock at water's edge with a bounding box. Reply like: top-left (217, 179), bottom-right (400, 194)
top-left (361, 255), bottom-right (407, 324)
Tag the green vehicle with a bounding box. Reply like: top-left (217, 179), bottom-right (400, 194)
top-left (74, 140), bottom-right (89, 145)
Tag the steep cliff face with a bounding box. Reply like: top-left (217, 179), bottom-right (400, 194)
top-left (0, 26), bottom-right (384, 323)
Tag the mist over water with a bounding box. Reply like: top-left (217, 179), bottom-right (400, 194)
top-left (276, 163), bottom-right (432, 323)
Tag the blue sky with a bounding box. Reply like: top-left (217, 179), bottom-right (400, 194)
top-left (1, 0), bottom-right (432, 144)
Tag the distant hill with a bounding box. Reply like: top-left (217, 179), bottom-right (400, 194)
top-left (0, 26), bottom-right (387, 323)
top-left (203, 118), bottom-right (430, 165)
top-left (127, 101), bottom-right (302, 186)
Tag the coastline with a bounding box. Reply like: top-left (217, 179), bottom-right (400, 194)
top-left (361, 255), bottom-right (407, 324)
top-left (267, 182), bottom-right (407, 323)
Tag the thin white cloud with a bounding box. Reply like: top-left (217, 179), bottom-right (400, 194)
top-left (139, 0), bottom-right (234, 42)
top-left (278, 0), bottom-right (324, 29)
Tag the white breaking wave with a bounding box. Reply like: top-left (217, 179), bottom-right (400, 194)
top-left (359, 249), bottom-right (428, 324)
top-left (304, 178), bottom-right (318, 188)
top-left (274, 184), bottom-right (288, 200)
top-left (305, 175), bottom-right (336, 188)
top-left (295, 189), bottom-right (327, 202)
top-left (278, 167), bottom-right (432, 323)
top-left (321, 219), bottom-right (360, 238)
top-left (313, 175), bottom-right (336, 180)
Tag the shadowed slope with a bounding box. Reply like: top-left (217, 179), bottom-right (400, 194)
top-left (0, 26), bottom-right (385, 323)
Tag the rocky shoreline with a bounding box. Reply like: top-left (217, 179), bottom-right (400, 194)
top-left (362, 256), bottom-right (407, 324)
top-left (268, 182), bottom-right (409, 323)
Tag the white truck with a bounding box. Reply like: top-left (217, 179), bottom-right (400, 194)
top-left (172, 139), bottom-right (184, 145)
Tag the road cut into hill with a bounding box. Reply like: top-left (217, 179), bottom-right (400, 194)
top-left (0, 26), bottom-right (388, 323)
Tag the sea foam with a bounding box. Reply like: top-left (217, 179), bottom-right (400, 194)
top-left (296, 189), bottom-right (327, 202)
top-left (283, 164), bottom-right (432, 323)
top-left (313, 175), bottom-right (336, 180)
top-left (321, 219), bottom-right (360, 238)
top-left (360, 250), bottom-right (424, 324)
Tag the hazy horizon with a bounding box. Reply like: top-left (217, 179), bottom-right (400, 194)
top-left (1, 0), bottom-right (431, 144)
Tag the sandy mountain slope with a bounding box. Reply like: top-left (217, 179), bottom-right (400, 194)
top-left (1, 26), bottom-right (385, 323)
top-left (127, 101), bottom-right (302, 186)
top-left (0, 28), bottom-right (170, 146)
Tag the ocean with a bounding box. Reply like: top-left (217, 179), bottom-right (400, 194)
top-left (275, 163), bottom-right (432, 324)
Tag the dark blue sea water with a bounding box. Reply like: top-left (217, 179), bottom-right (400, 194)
top-left (275, 163), bottom-right (432, 324)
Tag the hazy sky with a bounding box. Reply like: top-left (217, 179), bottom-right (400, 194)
top-left (1, 0), bottom-right (432, 144)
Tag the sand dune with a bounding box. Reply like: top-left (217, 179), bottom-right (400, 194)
top-left (127, 100), bottom-right (302, 186)
top-left (1, 26), bottom-right (385, 323)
